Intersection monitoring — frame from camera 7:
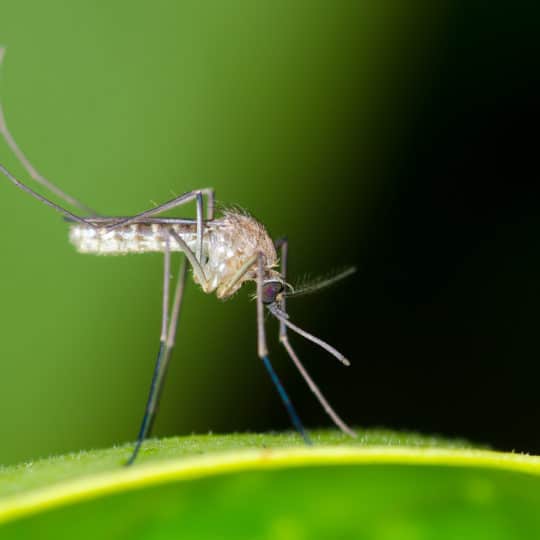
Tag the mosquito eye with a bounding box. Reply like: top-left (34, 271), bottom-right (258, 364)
top-left (262, 281), bottom-right (284, 304)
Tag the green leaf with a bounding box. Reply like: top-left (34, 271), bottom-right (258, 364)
top-left (1, 430), bottom-right (539, 539)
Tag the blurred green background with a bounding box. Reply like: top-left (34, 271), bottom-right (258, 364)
top-left (1, 1), bottom-right (538, 465)
top-left (0, 1), bottom-right (428, 464)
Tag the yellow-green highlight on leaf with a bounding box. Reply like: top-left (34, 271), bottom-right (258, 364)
top-left (0, 428), bottom-right (472, 500)
top-left (1, 430), bottom-right (539, 538)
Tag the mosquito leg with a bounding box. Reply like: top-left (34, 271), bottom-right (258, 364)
top-left (0, 48), bottom-right (97, 215)
top-left (255, 252), bottom-right (312, 445)
top-left (105, 188), bottom-right (214, 231)
top-left (0, 163), bottom-right (95, 227)
top-left (166, 257), bottom-right (188, 348)
top-left (195, 191), bottom-right (203, 263)
top-left (126, 236), bottom-right (172, 465)
top-left (169, 229), bottom-right (207, 286)
top-left (205, 188), bottom-right (215, 221)
top-left (212, 251), bottom-right (310, 443)
top-left (107, 187), bottom-right (213, 268)
top-left (146, 258), bottom-right (188, 441)
top-left (276, 238), bottom-right (357, 438)
top-left (178, 188), bottom-right (213, 264)
top-left (126, 236), bottom-right (189, 465)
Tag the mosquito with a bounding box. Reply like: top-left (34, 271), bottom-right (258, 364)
top-left (0, 49), bottom-right (356, 465)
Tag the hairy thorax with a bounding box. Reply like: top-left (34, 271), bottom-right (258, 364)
top-left (69, 210), bottom-right (280, 298)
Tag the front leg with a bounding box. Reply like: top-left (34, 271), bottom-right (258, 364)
top-left (255, 252), bottom-right (311, 444)
top-left (219, 251), bottom-right (311, 443)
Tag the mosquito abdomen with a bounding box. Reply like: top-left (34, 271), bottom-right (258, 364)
top-left (69, 222), bottom-right (198, 255)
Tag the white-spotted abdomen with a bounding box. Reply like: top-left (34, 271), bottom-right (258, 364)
top-left (69, 222), bottom-right (199, 255)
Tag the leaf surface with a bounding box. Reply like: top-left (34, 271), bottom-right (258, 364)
top-left (1, 430), bottom-right (538, 539)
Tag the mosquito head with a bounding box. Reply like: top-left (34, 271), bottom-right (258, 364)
top-left (262, 279), bottom-right (285, 305)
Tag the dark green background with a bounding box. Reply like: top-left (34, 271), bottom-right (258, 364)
top-left (0, 2), bottom-right (538, 465)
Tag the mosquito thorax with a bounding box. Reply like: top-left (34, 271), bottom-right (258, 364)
top-left (210, 211), bottom-right (279, 298)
